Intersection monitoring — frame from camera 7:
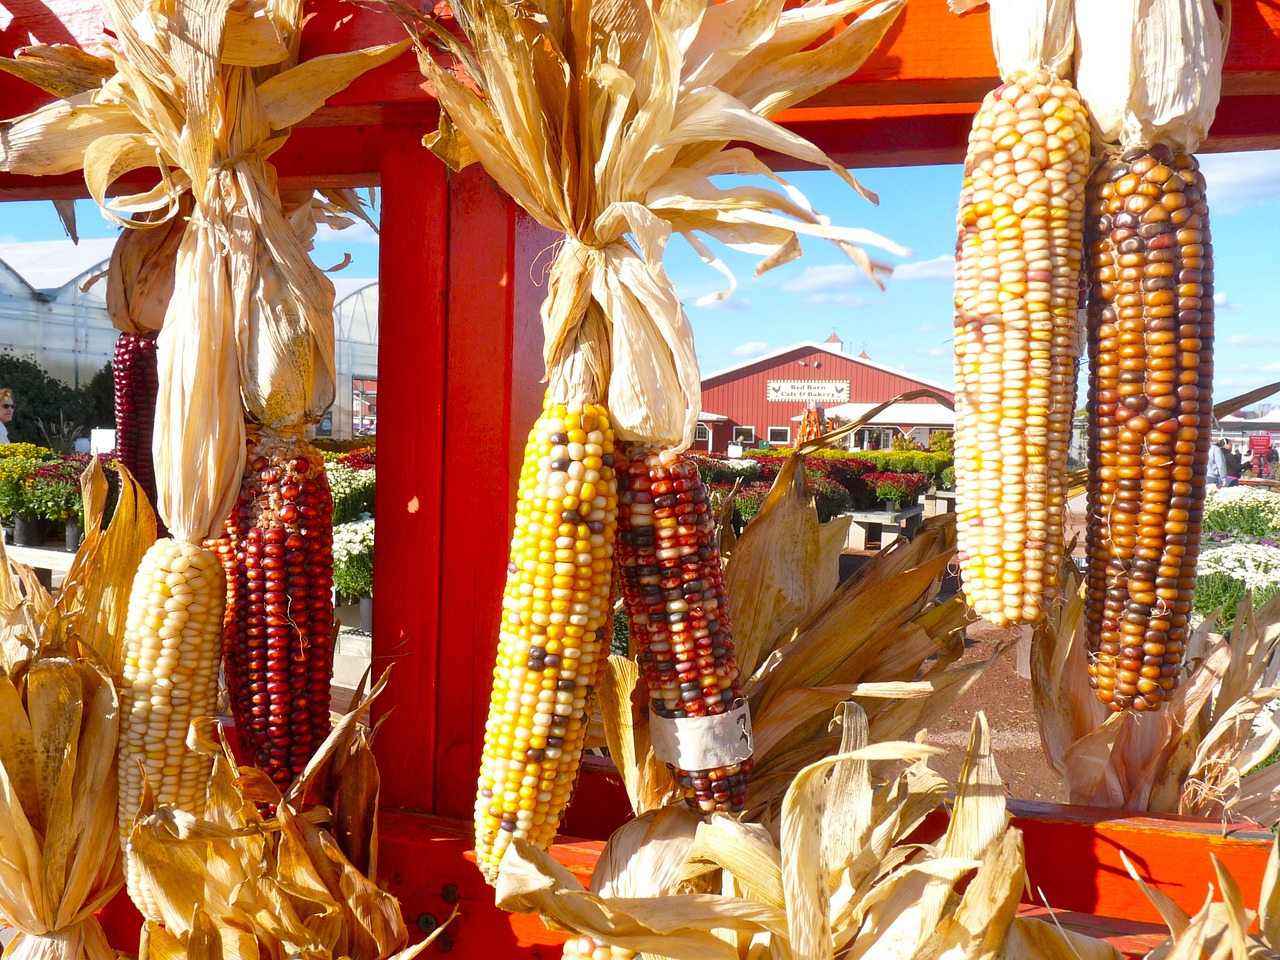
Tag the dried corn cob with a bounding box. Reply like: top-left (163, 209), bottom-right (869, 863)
top-left (1084, 146), bottom-right (1214, 712)
top-left (615, 446), bottom-right (750, 813)
top-left (475, 399), bottom-right (618, 880)
top-left (217, 431), bottom-right (335, 787)
top-left (562, 938), bottom-right (635, 960)
top-left (119, 537), bottom-right (225, 916)
top-left (954, 68), bottom-right (1089, 626)
top-left (113, 331), bottom-right (160, 509)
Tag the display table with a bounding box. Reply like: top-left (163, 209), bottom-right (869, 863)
top-left (844, 504), bottom-right (925, 550)
top-left (928, 489), bottom-right (957, 514)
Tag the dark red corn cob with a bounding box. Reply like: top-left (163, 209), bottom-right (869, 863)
top-left (219, 431), bottom-right (336, 788)
top-left (112, 331), bottom-right (160, 508)
top-left (615, 446), bottom-right (750, 813)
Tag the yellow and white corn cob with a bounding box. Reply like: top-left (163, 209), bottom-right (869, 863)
top-left (475, 398), bottom-right (618, 881)
top-left (118, 537), bottom-right (225, 917)
top-left (954, 68), bottom-right (1090, 626)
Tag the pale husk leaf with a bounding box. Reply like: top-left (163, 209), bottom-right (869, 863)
top-left (952, 0), bottom-right (1074, 77)
top-left (1074, 0), bottom-right (1225, 152)
top-left (1002, 916), bottom-right (1124, 960)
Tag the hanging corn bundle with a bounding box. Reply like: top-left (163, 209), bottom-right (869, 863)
top-left (950, 0), bottom-right (1089, 628)
top-left (403, 0), bottom-right (909, 880)
top-left (1076, 0), bottom-right (1226, 711)
top-left (0, 0), bottom-right (404, 919)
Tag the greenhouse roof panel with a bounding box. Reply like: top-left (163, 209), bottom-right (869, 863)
top-left (0, 237), bottom-right (117, 295)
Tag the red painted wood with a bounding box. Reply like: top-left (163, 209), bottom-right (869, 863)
top-left (371, 122), bottom-right (449, 812)
top-left (4, 0), bottom-right (1280, 197)
top-left (700, 343), bottom-right (954, 452)
top-left (433, 169), bottom-right (551, 820)
top-left (1013, 800), bottom-right (1275, 927)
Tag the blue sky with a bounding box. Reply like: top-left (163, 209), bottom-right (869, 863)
top-left (2, 150), bottom-right (1278, 402)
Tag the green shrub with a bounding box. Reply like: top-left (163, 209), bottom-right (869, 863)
top-left (689, 454), bottom-right (759, 485)
top-left (333, 517), bottom-right (375, 601)
top-left (929, 431), bottom-right (954, 456)
top-left (940, 465), bottom-right (956, 490)
top-left (1193, 542), bottom-right (1280, 629)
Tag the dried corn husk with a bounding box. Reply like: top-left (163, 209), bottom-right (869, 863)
top-left (403, 0), bottom-right (909, 449)
top-left (105, 198), bottom-right (192, 336)
top-left (501, 711), bottom-right (1101, 959)
top-left (130, 671), bottom-right (438, 960)
top-left (1033, 561), bottom-right (1280, 822)
top-left (0, 1), bottom-right (406, 540)
top-left (1074, 0), bottom-right (1227, 152)
top-left (0, 461), bottom-right (154, 960)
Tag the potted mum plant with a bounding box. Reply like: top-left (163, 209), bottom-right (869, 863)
top-left (25, 454), bottom-right (93, 550)
top-left (334, 514), bottom-right (375, 631)
top-left (0, 445), bottom-right (58, 545)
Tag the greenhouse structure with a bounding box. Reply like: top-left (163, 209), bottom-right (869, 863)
top-left (0, 238), bottom-right (378, 438)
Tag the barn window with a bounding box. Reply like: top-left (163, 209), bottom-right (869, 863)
top-left (732, 426), bottom-right (755, 443)
top-left (768, 426), bottom-right (790, 445)
top-left (694, 423), bottom-right (710, 443)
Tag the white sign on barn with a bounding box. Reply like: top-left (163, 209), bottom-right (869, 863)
top-left (765, 380), bottom-right (851, 403)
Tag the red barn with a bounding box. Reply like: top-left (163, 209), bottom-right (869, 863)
top-left (698, 333), bottom-right (955, 453)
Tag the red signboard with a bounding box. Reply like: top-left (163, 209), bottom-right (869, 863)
top-left (1249, 433), bottom-right (1274, 454)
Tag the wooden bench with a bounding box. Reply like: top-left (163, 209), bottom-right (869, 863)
top-left (4, 543), bottom-right (76, 590)
top-left (843, 504), bottom-right (925, 550)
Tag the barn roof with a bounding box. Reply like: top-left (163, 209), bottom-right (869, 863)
top-left (702, 340), bottom-right (953, 395)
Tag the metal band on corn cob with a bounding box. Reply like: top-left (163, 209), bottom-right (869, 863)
top-left (113, 331), bottom-right (160, 510)
top-left (119, 537), bottom-right (225, 917)
top-left (954, 69), bottom-right (1089, 626)
top-left (217, 431), bottom-right (336, 787)
top-left (1084, 146), bottom-right (1214, 712)
top-left (615, 447), bottom-right (749, 813)
top-left (475, 399), bottom-right (618, 880)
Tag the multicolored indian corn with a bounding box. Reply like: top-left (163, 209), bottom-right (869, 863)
top-left (953, 68), bottom-right (1089, 627)
top-left (615, 446), bottom-right (749, 813)
top-left (1084, 145), bottom-right (1214, 712)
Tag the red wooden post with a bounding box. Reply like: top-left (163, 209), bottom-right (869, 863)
top-left (371, 119), bottom-right (449, 810)
top-left (372, 122), bottom-right (549, 816)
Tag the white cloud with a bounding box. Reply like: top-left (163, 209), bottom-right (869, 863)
top-left (892, 255), bottom-right (955, 282)
top-left (313, 219), bottom-right (379, 246)
top-left (913, 346), bottom-right (947, 357)
top-left (1214, 291), bottom-right (1240, 309)
top-left (1198, 151), bottom-right (1280, 214)
top-left (698, 296), bottom-right (752, 312)
top-left (730, 341), bottom-right (771, 359)
top-left (1226, 335), bottom-right (1280, 349)
top-left (916, 323), bottom-right (936, 335)
top-left (806, 292), bottom-right (868, 307)
top-left (779, 264), bottom-right (874, 296)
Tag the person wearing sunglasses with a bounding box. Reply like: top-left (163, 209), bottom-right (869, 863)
top-left (0, 389), bottom-right (14, 444)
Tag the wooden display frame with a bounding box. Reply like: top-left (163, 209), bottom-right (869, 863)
top-left (4, 0), bottom-right (1280, 955)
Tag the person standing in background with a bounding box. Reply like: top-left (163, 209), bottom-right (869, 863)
top-left (1208, 438), bottom-right (1228, 487)
top-left (0, 389), bottom-right (14, 444)
top-left (1223, 440), bottom-right (1243, 488)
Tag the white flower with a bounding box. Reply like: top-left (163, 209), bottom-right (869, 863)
top-left (1197, 543), bottom-right (1280, 593)
top-left (333, 515), bottom-right (375, 564)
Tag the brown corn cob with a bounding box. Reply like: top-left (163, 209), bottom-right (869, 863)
top-left (1084, 145), bottom-right (1214, 712)
top-left (219, 431), bottom-right (336, 785)
top-left (113, 331), bottom-right (160, 509)
top-left (615, 446), bottom-right (750, 813)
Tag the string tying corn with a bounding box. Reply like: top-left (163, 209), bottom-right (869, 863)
top-left (474, 398), bottom-right (618, 880)
top-left (1084, 146), bottom-right (1214, 711)
top-left (954, 66), bottom-right (1089, 626)
top-left (615, 446), bottom-right (749, 813)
